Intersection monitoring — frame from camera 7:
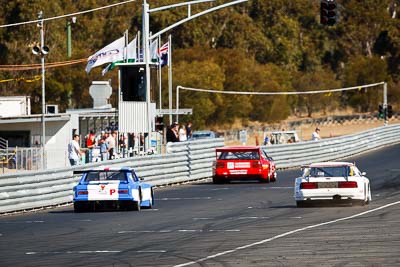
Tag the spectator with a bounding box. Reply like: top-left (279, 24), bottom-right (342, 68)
top-left (107, 131), bottom-right (117, 160)
top-left (68, 134), bottom-right (84, 166)
top-left (98, 136), bottom-right (108, 161)
top-left (119, 133), bottom-right (127, 158)
top-left (128, 132), bottom-right (135, 156)
top-left (185, 122), bottom-right (193, 139)
top-left (311, 127), bottom-right (321, 141)
top-left (179, 124), bottom-right (187, 141)
top-left (166, 122), bottom-right (179, 143)
top-left (263, 136), bottom-right (271, 145)
top-left (86, 130), bottom-right (96, 163)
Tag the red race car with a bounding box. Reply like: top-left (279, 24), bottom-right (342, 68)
top-left (212, 146), bottom-right (277, 184)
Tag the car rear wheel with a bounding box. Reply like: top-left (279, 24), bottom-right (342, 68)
top-left (213, 177), bottom-right (224, 184)
top-left (129, 200), bottom-right (141, 211)
top-left (145, 190), bottom-right (154, 209)
top-left (270, 172), bottom-right (277, 182)
top-left (296, 201), bottom-right (308, 207)
top-left (74, 202), bottom-right (87, 213)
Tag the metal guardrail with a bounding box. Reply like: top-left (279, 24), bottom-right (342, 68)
top-left (0, 124), bottom-right (399, 214)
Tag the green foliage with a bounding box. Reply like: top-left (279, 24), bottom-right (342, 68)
top-left (1, 0), bottom-right (400, 130)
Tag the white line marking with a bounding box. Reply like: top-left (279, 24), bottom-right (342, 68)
top-left (156, 197), bottom-right (212, 201)
top-left (211, 188), bottom-right (229, 191)
top-left (289, 217), bottom-right (302, 219)
top-left (193, 218), bottom-right (213, 220)
top-left (174, 200), bottom-right (400, 267)
top-left (137, 250), bottom-right (167, 253)
top-left (209, 229), bottom-right (240, 232)
top-left (118, 229), bottom-right (240, 234)
top-left (0, 221), bottom-right (44, 224)
top-left (237, 217), bottom-right (270, 220)
top-left (26, 251), bottom-right (121, 255)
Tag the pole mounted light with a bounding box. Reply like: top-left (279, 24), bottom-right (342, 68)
top-left (32, 10), bottom-right (49, 169)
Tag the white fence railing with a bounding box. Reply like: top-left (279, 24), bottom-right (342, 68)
top-left (0, 124), bottom-right (399, 214)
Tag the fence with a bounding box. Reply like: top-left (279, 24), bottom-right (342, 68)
top-left (1, 147), bottom-right (42, 174)
top-left (0, 124), bottom-right (399, 214)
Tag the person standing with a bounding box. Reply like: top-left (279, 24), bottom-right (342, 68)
top-left (119, 133), bottom-right (127, 158)
top-left (166, 122), bottom-right (179, 143)
top-left (99, 136), bottom-right (108, 161)
top-left (107, 131), bottom-right (117, 160)
top-left (179, 124), bottom-right (187, 142)
top-left (311, 127), bottom-right (321, 141)
top-left (185, 122), bottom-right (193, 139)
top-left (68, 134), bottom-right (83, 166)
top-left (86, 130), bottom-right (96, 163)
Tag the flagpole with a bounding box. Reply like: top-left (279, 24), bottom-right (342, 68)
top-left (137, 31), bottom-right (141, 61)
top-left (158, 35), bottom-right (162, 111)
top-left (169, 34), bottom-right (173, 124)
top-left (124, 30), bottom-right (128, 62)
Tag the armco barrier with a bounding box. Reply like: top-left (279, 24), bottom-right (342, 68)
top-left (0, 125), bottom-right (400, 214)
top-left (0, 138), bottom-right (224, 214)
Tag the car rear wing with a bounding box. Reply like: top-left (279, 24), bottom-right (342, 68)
top-left (73, 168), bottom-right (131, 175)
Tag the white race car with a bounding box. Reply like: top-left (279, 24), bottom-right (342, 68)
top-left (294, 162), bottom-right (371, 207)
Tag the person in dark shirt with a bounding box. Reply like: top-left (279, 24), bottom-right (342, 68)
top-left (185, 122), bottom-right (193, 139)
top-left (166, 122), bottom-right (180, 143)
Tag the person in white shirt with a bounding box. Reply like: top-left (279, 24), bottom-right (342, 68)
top-left (311, 127), bottom-right (321, 141)
top-left (179, 125), bottom-right (187, 141)
top-left (106, 131), bottom-right (117, 160)
top-left (68, 134), bottom-right (83, 166)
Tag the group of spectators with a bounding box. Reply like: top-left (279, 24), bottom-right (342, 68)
top-left (68, 130), bottom-right (118, 166)
top-left (166, 122), bottom-right (193, 143)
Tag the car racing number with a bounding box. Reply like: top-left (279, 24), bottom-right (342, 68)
top-left (98, 184), bottom-right (118, 195)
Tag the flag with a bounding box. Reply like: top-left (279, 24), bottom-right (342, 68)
top-left (85, 36), bottom-right (125, 73)
top-left (150, 39), bottom-right (159, 62)
top-left (102, 37), bottom-right (137, 75)
top-left (158, 41), bottom-right (169, 67)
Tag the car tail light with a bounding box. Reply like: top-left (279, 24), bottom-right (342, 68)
top-left (118, 189), bottom-right (129, 194)
top-left (216, 162), bottom-right (225, 168)
top-left (252, 161), bottom-right (262, 168)
top-left (78, 191), bottom-right (88, 195)
top-left (300, 182), bottom-right (318, 189)
top-left (338, 181), bottom-right (358, 188)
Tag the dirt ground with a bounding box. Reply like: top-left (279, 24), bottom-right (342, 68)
top-left (225, 117), bottom-right (400, 146)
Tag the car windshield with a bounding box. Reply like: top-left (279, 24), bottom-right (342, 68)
top-left (219, 151), bottom-right (260, 160)
top-left (84, 171), bottom-right (127, 182)
top-left (310, 166), bottom-right (349, 177)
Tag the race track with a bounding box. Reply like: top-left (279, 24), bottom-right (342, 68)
top-left (1, 144), bottom-right (399, 267)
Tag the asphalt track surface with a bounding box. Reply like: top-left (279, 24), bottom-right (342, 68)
top-left (1, 144), bottom-right (400, 267)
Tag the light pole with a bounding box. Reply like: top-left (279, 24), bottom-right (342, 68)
top-left (66, 16), bottom-right (76, 58)
top-left (32, 11), bottom-right (49, 169)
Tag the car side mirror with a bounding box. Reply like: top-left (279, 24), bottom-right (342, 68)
top-left (361, 172), bottom-right (366, 176)
top-left (140, 177), bottom-right (144, 181)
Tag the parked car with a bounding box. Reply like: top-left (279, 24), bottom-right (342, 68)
top-left (212, 146), bottom-right (277, 184)
top-left (294, 162), bottom-right (371, 207)
top-left (73, 167), bottom-right (154, 212)
top-left (191, 130), bottom-right (217, 140)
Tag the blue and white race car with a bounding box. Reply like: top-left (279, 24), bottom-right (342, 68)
top-left (73, 167), bottom-right (154, 212)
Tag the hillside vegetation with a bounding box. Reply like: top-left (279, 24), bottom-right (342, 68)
top-left (1, 0), bottom-right (399, 129)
